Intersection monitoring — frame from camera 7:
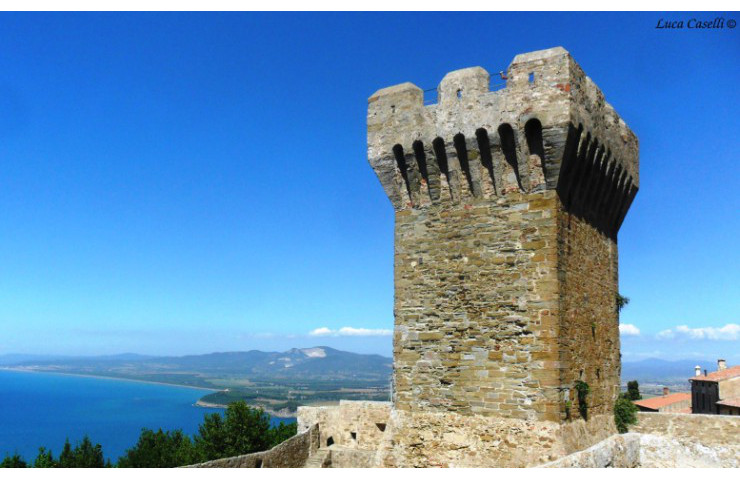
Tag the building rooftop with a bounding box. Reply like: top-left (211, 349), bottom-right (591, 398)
top-left (633, 392), bottom-right (691, 410)
top-left (715, 397), bottom-right (740, 408)
top-left (690, 365), bottom-right (740, 382)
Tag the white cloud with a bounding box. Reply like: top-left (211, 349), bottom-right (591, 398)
top-left (619, 323), bottom-right (641, 336)
top-left (656, 328), bottom-right (675, 339)
top-left (308, 326), bottom-right (392, 337)
top-left (656, 323), bottom-right (739, 341)
top-left (308, 327), bottom-right (333, 336)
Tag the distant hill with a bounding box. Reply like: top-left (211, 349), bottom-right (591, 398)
top-left (2, 347), bottom-right (392, 387)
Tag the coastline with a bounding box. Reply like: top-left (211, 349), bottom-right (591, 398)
top-left (194, 399), bottom-right (295, 419)
top-left (0, 367), bottom-right (219, 392)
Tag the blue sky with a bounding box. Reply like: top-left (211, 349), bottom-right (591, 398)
top-left (0, 12), bottom-right (737, 360)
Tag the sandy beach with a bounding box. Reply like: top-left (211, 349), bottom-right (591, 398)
top-left (0, 367), bottom-right (219, 392)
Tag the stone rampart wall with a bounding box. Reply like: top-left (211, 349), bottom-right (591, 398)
top-left (187, 424), bottom-right (318, 468)
top-left (298, 401), bottom-right (616, 467)
top-left (542, 433), bottom-right (640, 468)
top-left (632, 412), bottom-right (740, 447)
top-left (298, 401), bottom-right (392, 451)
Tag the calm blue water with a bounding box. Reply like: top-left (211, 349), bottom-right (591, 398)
top-left (0, 370), bottom-right (295, 463)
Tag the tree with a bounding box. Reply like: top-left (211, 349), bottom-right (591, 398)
top-left (194, 401), bottom-right (272, 461)
top-left (0, 453), bottom-right (27, 468)
top-left (118, 428), bottom-right (198, 468)
top-left (33, 447), bottom-right (56, 468)
top-left (614, 396), bottom-right (638, 433)
top-left (58, 436), bottom-right (105, 468)
top-left (270, 421), bottom-right (298, 446)
top-left (58, 440), bottom-right (74, 468)
top-left (626, 380), bottom-right (642, 401)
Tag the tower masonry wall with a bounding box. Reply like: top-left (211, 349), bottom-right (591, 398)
top-left (368, 47), bottom-right (639, 427)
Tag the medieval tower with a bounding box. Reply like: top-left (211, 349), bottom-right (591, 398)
top-left (298, 47), bottom-right (640, 467)
top-left (369, 46), bottom-right (638, 463)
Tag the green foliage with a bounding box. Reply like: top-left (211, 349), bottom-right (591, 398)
top-left (195, 401), bottom-right (272, 461)
top-left (58, 436), bottom-right (105, 468)
top-left (118, 429), bottom-right (199, 468)
top-left (626, 380), bottom-right (642, 401)
top-left (0, 453), bottom-right (27, 468)
top-left (270, 421), bottom-right (298, 446)
top-left (616, 293), bottom-right (630, 313)
top-left (574, 380), bottom-right (590, 420)
top-left (614, 396), bottom-right (638, 433)
top-left (33, 447), bottom-right (56, 468)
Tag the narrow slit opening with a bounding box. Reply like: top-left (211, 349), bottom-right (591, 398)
top-left (454, 133), bottom-right (474, 195)
top-left (476, 128), bottom-right (497, 195)
top-left (412, 140), bottom-right (429, 186)
top-left (432, 137), bottom-right (449, 178)
top-left (524, 118), bottom-right (546, 188)
top-left (393, 144), bottom-right (412, 200)
top-left (497, 123), bottom-right (523, 191)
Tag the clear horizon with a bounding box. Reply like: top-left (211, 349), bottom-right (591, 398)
top-left (0, 12), bottom-right (738, 362)
top-left (0, 349), bottom-right (733, 365)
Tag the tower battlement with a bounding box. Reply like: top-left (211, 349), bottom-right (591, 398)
top-left (368, 47), bottom-right (638, 238)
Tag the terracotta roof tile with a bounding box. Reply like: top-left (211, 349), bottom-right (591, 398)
top-left (633, 392), bottom-right (691, 410)
top-left (690, 365), bottom-right (740, 382)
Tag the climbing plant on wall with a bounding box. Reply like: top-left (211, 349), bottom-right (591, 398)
top-left (574, 381), bottom-right (590, 420)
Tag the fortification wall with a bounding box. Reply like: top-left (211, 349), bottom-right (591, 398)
top-left (297, 401), bottom-right (616, 467)
top-left (297, 401), bottom-right (391, 451)
top-left (187, 424), bottom-right (318, 468)
top-left (542, 433), bottom-right (641, 468)
top-left (632, 412), bottom-right (740, 448)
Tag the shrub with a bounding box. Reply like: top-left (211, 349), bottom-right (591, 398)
top-left (614, 396), bottom-right (638, 433)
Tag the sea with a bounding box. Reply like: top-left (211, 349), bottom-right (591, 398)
top-left (0, 369), bottom-right (295, 463)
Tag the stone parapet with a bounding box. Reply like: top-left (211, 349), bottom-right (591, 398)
top-left (632, 412), bottom-right (740, 448)
top-left (186, 423), bottom-right (319, 468)
top-left (297, 403), bottom-right (616, 467)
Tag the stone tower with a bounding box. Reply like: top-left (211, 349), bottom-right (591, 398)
top-left (367, 47), bottom-right (639, 465)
